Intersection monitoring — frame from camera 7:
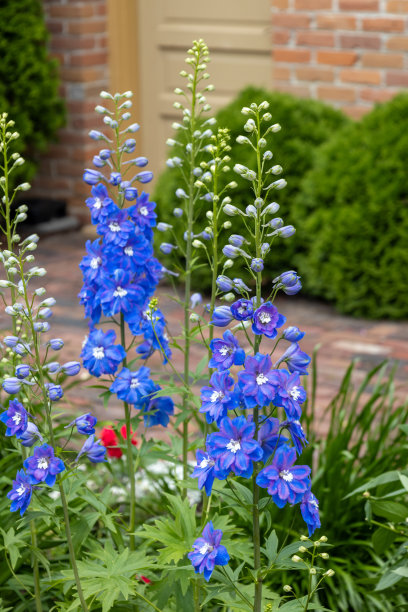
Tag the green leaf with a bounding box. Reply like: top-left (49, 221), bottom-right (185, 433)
top-left (264, 529), bottom-right (278, 564)
top-left (393, 566), bottom-right (408, 578)
top-left (375, 569), bottom-right (404, 591)
top-left (372, 527), bottom-right (397, 555)
top-left (371, 500), bottom-right (408, 523)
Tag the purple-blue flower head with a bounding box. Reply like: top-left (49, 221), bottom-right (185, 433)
top-left (15, 364), bottom-right (31, 379)
top-left (110, 366), bottom-right (156, 406)
top-left (252, 302), bottom-right (286, 339)
top-left (232, 278), bottom-right (251, 295)
top-left (237, 353), bottom-right (279, 409)
top-left (300, 491), bottom-right (321, 536)
top-left (83, 169), bottom-right (103, 185)
top-left (97, 209), bottom-right (134, 247)
top-left (0, 399), bottom-right (28, 438)
top-left (192, 450), bottom-right (222, 496)
top-left (283, 326), bottom-right (305, 343)
top-left (76, 434), bottom-right (107, 463)
top-left (188, 521), bottom-right (229, 581)
top-left (129, 192), bottom-right (157, 229)
top-left (190, 293), bottom-right (202, 309)
top-left (210, 305), bottom-right (233, 327)
top-left (281, 419), bottom-right (308, 456)
top-left (230, 299), bottom-right (253, 321)
top-left (276, 343), bottom-right (311, 376)
top-left (216, 275), bottom-right (234, 292)
top-left (256, 444), bottom-right (311, 508)
top-left (160, 242), bottom-right (177, 255)
top-left (61, 361), bottom-right (81, 376)
top-left (209, 330), bottom-right (245, 371)
top-left (81, 328), bottom-right (126, 377)
top-left (251, 258), bottom-right (264, 273)
top-left (66, 413), bottom-right (97, 435)
top-left (228, 234), bottom-right (246, 247)
top-left (85, 184), bottom-right (117, 225)
top-left (48, 338), bottom-right (64, 351)
top-left (274, 371), bottom-right (306, 421)
top-left (109, 171), bottom-right (122, 185)
top-left (100, 269), bottom-right (145, 317)
top-left (206, 415), bottom-right (263, 479)
top-left (46, 384), bottom-right (64, 402)
top-left (2, 377), bottom-right (22, 395)
top-left (256, 416), bottom-right (288, 462)
top-left (142, 391), bottom-right (174, 428)
top-left (200, 371), bottom-right (239, 425)
top-left (20, 422), bottom-right (43, 447)
top-left (24, 444), bottom-right (65, 487)
top-left (80, 240), bottom-right (106, 284)
top-left (7, 469), bottom-right (33, 516)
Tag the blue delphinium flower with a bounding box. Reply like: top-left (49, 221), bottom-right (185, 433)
top-left (230, 298), bottom-right (253, 321)
top-left (20, 422), bottom-right (43, 447)
top-left (192, 450), bottom-right (223, 496)
top-left (210, 305), bottom-right (233, 327)
top-left (283, 326), bottom-right (305, 342)
top-left (0, 399), bottom-right (28, 438)
top-left (48, 338), bottom-right (64, 350)
top-left (110, 366), bottom-right (156, 405)
top-left (97, 209), bottom-right (134, 246)
top-left (100, 269), bottom-right (144, 316)
top-left (256, 444), bottom-right (310, 508)
top-left (128, 192), bottom-right (157, 229)
top-left (188, 521), bottom-right (230, 581)
top-left (86, 183), bottom-right (117, 224)
top-left (46, 383), bottom-right (64, 402)
top-left (208, 330), bottom-right (245, 371)
top-left (81, 328), bottom-right (126, 377)
top-left (15, 364), bottom-right (31, 379)
top-left (79, 240), bottom-right (106, 284)
top-left (252, 302), bottom-right (286, 339)
top-left (7, 469), bottom-right (33, 516)
top-left (65, 413), bottom-right (97, 435)
top-left (277, 343), bottom-right (311, 376)
top-left (200, 371), bottom-right (239, 425)
top-left (274, 371), bottom-right (306, 421)
top-left (300, 491), bottom-right (321, 536)
top-left (24, 444), bottom-right (65, 487)
top-left (206, 415), bottom-right (263, 478)
top-left (131, 308), bottom-right (172, 364)
top-left (256, 417), bottom-right (288, 462)
top-left (78, 284), bottom-right (102, 324)
top-left (76, 434), bottom-right (107, 463)
top-left (142, 391), bottom-right (174, 427)
top-left (237, 353), bottom-right (279, 409)
top-left (281, 419), bottom-right (308, 455)
top-left (2, 377), bottom-right (22, 395)
top-left (61, 361), bottom-right (81, 376)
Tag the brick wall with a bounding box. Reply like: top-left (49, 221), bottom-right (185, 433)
top-left (30, 0), bottom-right (109, 221)
top-left (272, 0), bottom-right (408, 119)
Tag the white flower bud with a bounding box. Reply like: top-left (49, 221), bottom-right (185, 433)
top-left (223, 221), bottom-right (232, 229)
top-left (271, 165), bottom-right (283, 175)
top-left (223, 259), bottom-right (234, 269)
top-left (258, 138), bottom-right (267, 148)
top-left (206, 211), bottom-right (213, 220)
top-left (291, 555), bottom-right (301, 563)
top-left (25, 255), bottom-right (35, 262)
top-left (190, 313), bottom-right (200, 322)
top-left (310, 568), bottom-right (317, 575)
top-left (16, 213), bottom-right (27, 222)
top-left (320, 553), bottom-right (329, 559)
top-left (192, 240), bottom-right (205, 249)
top-left (7, 267), bottom-right (17, 275)
top-left (32, 267), bottom-right (46, 277)
top-left (11, 234), bottom-right (20, 243)
top-left (324, 569), bottom-right (335, 577)
top-left (35, 288), bottom-right (47, 296)
top-left (223, 204), bottom-right (239, 216)
top-left (236, 135), bottom-right (250, 145)
top-left (100, 91), bottom-right (113, 99)
top-left (319, 536), bottom-right (328, 543)
top-left (271, 123), bottom-right (281, 133)
top-left (263, 112), bottom-right (272, 122)
top-left (26, 243), bottom-right (38, 251)
top-left (259, 100), bottom-right (269, 110)
top-left (18, 183), bottom-right (31, 191)
top-left (283, 585), bottom-right (292, 593)
top-left (241, 106), bottom-right (251, 115)
top-left (0, 280), bottom-right (14, 287)
top-left (246, 205), bottom-right (257, 217)
top-left (244, 119), bottom-right (256, 133)
top-left (298, 546), bottom-right (307, 553)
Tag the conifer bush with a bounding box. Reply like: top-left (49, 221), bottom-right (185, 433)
top-left (154, 87), bottom-right (349, 289)
top-left (0, 0), bottom-right (65, 184)
top-left (297, 93), bottom-right (408, 319)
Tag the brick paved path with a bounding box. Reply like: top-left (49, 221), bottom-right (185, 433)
top-left (6, 230), bottom-right (408, 437)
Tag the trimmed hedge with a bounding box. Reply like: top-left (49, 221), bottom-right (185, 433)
top-left (154, 87), bottom-right (349, 290)
top-left (0, 0), bottom-right (65, 184)
top-left (297, 93), bottom-right (408, 319)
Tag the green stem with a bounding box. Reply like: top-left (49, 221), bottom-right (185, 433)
top-left (193, 579), bottom-right (200, 612)
top-left (120, 313), bottom-right (136, 550)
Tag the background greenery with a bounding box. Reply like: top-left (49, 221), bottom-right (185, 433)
top-left (0, 0), bottom-right (65, 185)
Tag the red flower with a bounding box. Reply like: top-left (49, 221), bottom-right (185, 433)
top-left (140, 576), bottom-right (151, 584)
top-left (99, 425), bottom-right (138, 459)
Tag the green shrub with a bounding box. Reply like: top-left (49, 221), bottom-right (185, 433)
top-left (154, 87), bottom-right (349, 291)
top-left (0, 0), bottom-right (65, 184)
top-left (297, 93), bottom-right (408, 319)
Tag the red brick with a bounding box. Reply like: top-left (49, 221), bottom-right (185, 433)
top-left (317, 50), bottom-right (357, 65)
top-left (273, 65), bottom-right (291, 80)
top-left (69, 52), bottom-right (108, 67)
top-left (273, 29), bottom-right (291, 45)
top-left (340, 34), bottom-right (381, 49)
top-left (68, 20), bottom-right (106, 35)
top-left (387, 35), bottom-right (408, 50)
top-left (339, 0), bottom-right (378, 9)
top-left (386, 71), bottom-right (408, 86)
top-left (60, 67), bottom-right (104, 82)
top-left (295, 0), bottom-right (332, 8)
top-left (273, 0), bottom-right (289, 7)
top-left (362, 52), bottom-right (404, 68)
top-left (317, 86), bottom-right (356, 102)
top-left (317, 14), bottom-right (356, 29)
top-left (340, 69), bottom-right (381, 84)
top-left (273, 14), bottom-right (311, 28)
top-left (274, 83), bottom-right (311, 98)
top-left (342, 105), bottom-right (371, 119)
top-left (387, 0), bottom-right (408, 12)
top-left (360, 88), bottom-right (398, 102)
top-left (274, 48), bottom-right (311, 63)
top-left (52, 36), bottom-right (96, 52)
top-left (362, 17), bottom-right (405, 31)
top-left (47, 20), bottom-right (64, 35)
top-left (48, 5), bottom-right (94, 18)
top-left (296, 31), bottom-right (335, 46)
top-left (295, 67), bottom-right (334, 81)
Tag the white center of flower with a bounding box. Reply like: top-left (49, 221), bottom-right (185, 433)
top-left (114, 286), bottom-right (128, 298)
top-left (199, 542), bottom-right (214, 555)
top-left (210, 390), bottom-right (224, 403)
top-left (259, 312), bottom-right (271, 324)
top-left (109, 222), bottom-right (121, 233)
top-left (131, 378), bottom-right (140, 389)
top-left (92, 346), bottom-right (105, 359)
top-left (290, 386), bottom-right (301, 401)
top-left (310, 498), bottom-right (318, 508)
top-left (38, 458), bottom-right (49, 470)
top-left (124, 246), bottom-right (133, 256)
top-left (90, 256), bottom-right (102, 269)
top-left (199, 458), bottom-right (215, 469)
top-left (226, 438), bottom-right (241, 453)
top-left (219, 344), bottom-right (231, 356)
top-left (279, 470), bottom-right (293, 482)
top-left (256, 373), bottom-right (268, 386)
top-left (12, 413), bottom-right (22, 425)
top-left (140, 206), bottom-right (148, 216)
top-left (17, 485), bottom-right (26, 497)
top-left (238, 307), bottom-right (246, 315)
top-left (93, 198), bottom-right (102, 209)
